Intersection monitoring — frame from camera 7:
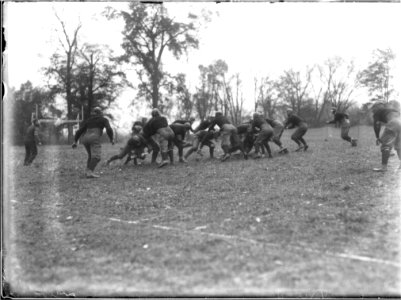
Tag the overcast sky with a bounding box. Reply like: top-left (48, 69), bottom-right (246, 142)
top-left (4, 1), bottom-right (401, 127)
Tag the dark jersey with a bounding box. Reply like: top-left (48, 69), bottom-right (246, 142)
top-left (170, 123), bottom-right (187, 137)
top-left (142, 116), bottom-right (169, 138)
top-left (173, 119), bottom-right (191, 125)
top-left (194, 120), bottom-right (212, 132)
top-left (328, 112), bottom-right (349, 124)
top-left (252, 116), bottom-right (269, 130)
top-left (172, 119), bottom-right (194, 132)
top-left (373, 108), bottom-right (400, 139)
top-left (207, 115), bottom-right (230, 130)
top-left (127, 134), bottom-right (147, 149)
top-left (265, 118), bottom-right (282, 128)
top-left (74, 116), bottom-right (113, 142)
top-left (197, 130), bottom-right (215, 145)
top-left (284, 114), bottom-right (305, 128)
top-left (237, 123), bottom-right (251, 135)
top-left (24, 124), bottom-right (39, 143)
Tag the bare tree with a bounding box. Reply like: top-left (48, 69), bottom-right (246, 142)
top-left (77, 44), bottom-right (127, 119)
top-left (312, 57), bottom-right (358, 125)
top-left (194, 60), bottom-right (228, 120)
top-left (45, 13), bottom-right (81, 143)
top-left (256, 76), bottom-right (280, 117)
top-left (223, 73), bottom-right (245, 125)
top-left (277, 67), bottom-right (314, 115)
top-left (358, 48), bottom-right (396, 103)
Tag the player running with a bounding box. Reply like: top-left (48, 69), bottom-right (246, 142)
top-left (326, 108), bottom-right (357, 146)
top-left (72, 107), bottom-right (114, 178)
top-left (370, 102), bottom-right (401, 172)
top-left (284, 110), bottom-right (309, 152)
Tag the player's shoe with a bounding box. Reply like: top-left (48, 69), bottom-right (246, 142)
top-left (295, 146), bottom-right (304, 152)
top-left (303, 145), bottom-right (309, 151)
top-left (179, 157), bottom-right (188, 163)
top-left (255, 153), bottom-right (263, 159)
top-left (278, 147), bottom-right (287, 154)
top-left (158, 160), bottom-right (169, 168)
top-left (86, 171), bottom-right (100, 178)
top-left (351, 139), bottom-right (358, 147)
top-left (221, 153), bottom-right (231, 161)
top-left (373, 166), bottom-right (387, 172)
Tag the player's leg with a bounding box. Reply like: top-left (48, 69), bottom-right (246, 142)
top-left (24, 142), bottom-right (31, 165)
top-left (184, 136), bottom-right (200, 159)
top-left (107, 143), bottom-right (130, 165)
top-left (340, 122), bottom-right (353, 144)
top-left (263, 130), bottom-right (273, 158)
top-left (231, 129), bottom-right (247, 159)
top-left (27, 142), bottom-right (38, 164)
top-left (374, 128), bottom-right (395, 172)
top-left (220, 128), bottom-right (231, 161)
top-left (291, 129), bottom-right (303, 151)
top-left (175, 135), bottom-right (186, 163)
top-left (395, 133), bottom-right (401, 169)
top-left (158, 127), bottom-right (174, 168)
top-left (298, 125), bottom-right (308, 151)
top-left (87, 138), bottom-right (102, 177)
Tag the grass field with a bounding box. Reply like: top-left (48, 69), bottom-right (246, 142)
top-left (3, 125), bottom-right (401, 297)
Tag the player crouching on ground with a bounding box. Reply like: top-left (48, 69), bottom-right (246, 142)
top-left (106, 124), bottom-right (148, 166)
top-left (326, 107), bottom-right (357, 147)
top-left (172, 117), bottom-right (196, 147)
top-left (265, 117), bottom-right (288, 154)
top-left (72, 107), bottom-right (114, 178)
top-left (370, 102), bottom-right (401, 172)
top-left (250, 112), bottom-right (274, 159)
top-left (142, 108), bottom-right (175, 168)
top-left (228, 122), bottom-right (253, 156)
top-left (169, 122), bottom-right (192, 163)
top-left (184, 129), bottom-right (217, 160)
top-left (207, 111), bottom-right (247, 161)
top-left (284, 110), bottom-right (309, 152)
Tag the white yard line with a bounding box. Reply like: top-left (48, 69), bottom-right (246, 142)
top-left (108, 217), bottom-right (401, 268)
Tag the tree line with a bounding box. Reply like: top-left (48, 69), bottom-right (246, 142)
top-left (9, 3), bottom-right (398, 145)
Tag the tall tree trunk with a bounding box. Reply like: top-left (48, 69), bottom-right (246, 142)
top-left (151, 79), bottom-right (159, 108)
top-left (66, 55), bottom-right (73, 143)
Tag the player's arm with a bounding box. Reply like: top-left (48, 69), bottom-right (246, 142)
top-left (34, 127), bottom-right (41, 145)
top-left (283, 118), bottom-right (291, 129)
top-left (284, 119), bottom-right (294, 129)
top-left (373, 118), bottom-right (382, 143)
top-left (104, 119), bottom-right (114, 144)
top-left (207, 120), bottom-right (217, 132)
top-left (72, 121), bottom-right (87, 148)
top-left (198, 131), bottom-right (211, 148)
